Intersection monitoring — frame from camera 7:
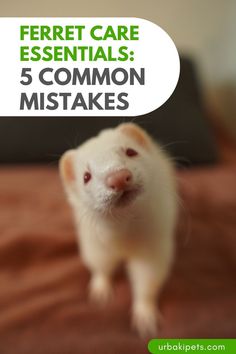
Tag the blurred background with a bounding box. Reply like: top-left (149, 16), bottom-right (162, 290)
top-left (0, 2), bottom-right (236, 354)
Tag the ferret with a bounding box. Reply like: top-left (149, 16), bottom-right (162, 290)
top-left (59, 123), bottom-right (177, 337)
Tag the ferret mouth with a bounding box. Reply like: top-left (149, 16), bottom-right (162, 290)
top-left (115, 187), bottom-right (142, 208)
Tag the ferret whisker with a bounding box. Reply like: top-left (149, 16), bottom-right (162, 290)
top-left (174, 157), bottom-right (191, 167)
top-left (108, 205), bottom-right (121, 223)
top-left (160, 140), bottom-right (188, 150)
top-left (163, 155), bottom-right (192, 168)
top-left (174, 183), bottom-right (192, 246)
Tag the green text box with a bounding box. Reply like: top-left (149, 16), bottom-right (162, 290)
top-left (148, 339), bottom-right (235, 354)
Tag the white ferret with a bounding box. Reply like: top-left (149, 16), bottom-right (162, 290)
top-left (59, 123), bottom-right (177, 337)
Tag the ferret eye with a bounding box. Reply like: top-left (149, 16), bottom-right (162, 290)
top-left (84, 172), bottom-right (91, 184)
top-left (126, 148), bottom-right (138, 157)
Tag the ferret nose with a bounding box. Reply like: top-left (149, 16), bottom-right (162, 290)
top-left (105, 169), bottom-right (132, 192)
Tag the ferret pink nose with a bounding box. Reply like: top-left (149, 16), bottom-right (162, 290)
top-left (106, 169), bottom-right (132, 192)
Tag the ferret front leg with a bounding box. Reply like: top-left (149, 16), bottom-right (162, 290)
top-left (82, 245), bottom-right (121, 305)
top-left (89, 272), bottom-right (114, 305)
top-left (127, 258), bottom-right (165, 337)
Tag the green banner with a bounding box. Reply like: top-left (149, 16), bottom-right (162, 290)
top-left (148, 339), bottom-right (235, 354)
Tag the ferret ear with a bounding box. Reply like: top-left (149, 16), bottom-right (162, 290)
top-left (59, 149), bottom-right (76, 185)
top-left (118, 123), bottom-right (152, 149)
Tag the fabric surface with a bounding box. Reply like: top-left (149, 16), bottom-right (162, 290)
top-left (0, 131), bottom-right (236, 354)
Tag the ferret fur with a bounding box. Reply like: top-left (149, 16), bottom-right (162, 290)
top-left (59, 123), bottom-right (177, 337)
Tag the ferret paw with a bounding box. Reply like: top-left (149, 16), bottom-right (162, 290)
top-left (89, 275), bottom-right (113, 306)
top-left (131, 303), bottom-right (159, 338)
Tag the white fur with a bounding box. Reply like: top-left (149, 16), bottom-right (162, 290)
top-left (60, 124), bottom-right (177, 337)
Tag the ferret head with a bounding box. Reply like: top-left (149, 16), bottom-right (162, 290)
top-left (59, 123), bottom-right (155, 214)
